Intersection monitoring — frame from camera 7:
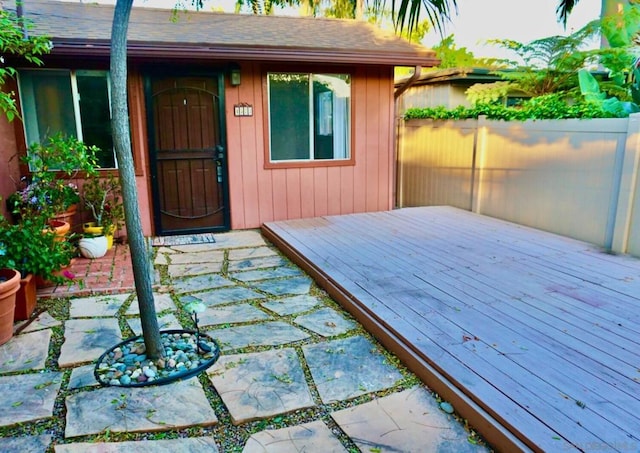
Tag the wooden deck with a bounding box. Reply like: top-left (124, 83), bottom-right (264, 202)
top-left (262, 206), bottom-right (640, 453)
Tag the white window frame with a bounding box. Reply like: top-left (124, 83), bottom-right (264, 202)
top-left (18, 69), bottom-right (116, 169)
top-left (267, 72), bottom-right (351, 164)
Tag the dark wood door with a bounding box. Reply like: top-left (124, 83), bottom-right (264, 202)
top-left (148, 75), bottom-right (228, 235)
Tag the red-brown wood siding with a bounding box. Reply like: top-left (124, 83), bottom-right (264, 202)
top-left (226, 63), bottom-right (395, 229)
top-left (1, 62), bottom-right (396, 234)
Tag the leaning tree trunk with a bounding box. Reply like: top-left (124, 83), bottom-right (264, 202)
top-left (111, 0), bottom-right (164, 359)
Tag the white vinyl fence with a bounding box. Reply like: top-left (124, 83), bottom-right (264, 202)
top-left (397, 114), bottom-right (640, 257)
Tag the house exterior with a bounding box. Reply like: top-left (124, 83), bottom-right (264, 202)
top-left (396, 68), bottom-right (529, 114)
top-left (0, 0), bottom-right (439, 236)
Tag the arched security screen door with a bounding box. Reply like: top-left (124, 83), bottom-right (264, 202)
top-left (147, 74), bottom-right (229, 235)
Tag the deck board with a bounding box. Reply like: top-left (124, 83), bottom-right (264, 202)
top-left (262, 206), bottom-right (640, 453)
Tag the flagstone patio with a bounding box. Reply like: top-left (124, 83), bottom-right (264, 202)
top-left (0, 229), bottom-right (490, 452)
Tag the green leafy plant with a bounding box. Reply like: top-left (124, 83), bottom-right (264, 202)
top-left (406, 6), bottom-right (640, 122)
top-left (9, 133), bottom-right (99, 219)
top-left (431, 35), bottom-right (497, 69)
top-left (0, 9), bottom-right (51, 122)
top-left (0, 211), bottom-right (77, 285)
top-left (574, 3), bottom-right (640, 115)
top-left (485, 30), bottom-right (594, 97)
top-left (404, 93), bottom-right (611, 121)
top-left (82, 173), bottom-right (125, 234)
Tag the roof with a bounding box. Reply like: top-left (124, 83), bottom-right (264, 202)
top-left (395, 68), bottom-right (502, 86)
top-left (11, 0), bottom-right (439, 66)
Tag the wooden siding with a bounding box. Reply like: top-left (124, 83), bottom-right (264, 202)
top-left (0, 113), bottom-right (20, 218)
top-left (226, 63), bottom-right (395, 229)
top-left (262, 206), bottom-right (640, 453)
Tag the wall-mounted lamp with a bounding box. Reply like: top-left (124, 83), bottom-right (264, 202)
top-left (229, 63), bottom-right (241, 86)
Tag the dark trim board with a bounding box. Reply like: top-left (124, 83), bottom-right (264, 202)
top-left (261, 206), bottom-right (640, 453)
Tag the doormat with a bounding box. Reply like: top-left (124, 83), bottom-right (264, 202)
top-left (151, 233), bottom-right (216, 247)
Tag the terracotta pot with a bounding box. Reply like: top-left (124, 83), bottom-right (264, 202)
top-left (51, 204), bottom-right (78, 229)
top-left (15, 273), bottom-right (37, 321)
top-left (45, 219), bottom-right (71, 242)
top-left (0, 268), bottom-right (21, 345)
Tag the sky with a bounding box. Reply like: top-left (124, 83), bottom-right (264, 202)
top-left (79, 0), bottom-right (603, 59)
top-left (421, 0), bottom-right (602, 58)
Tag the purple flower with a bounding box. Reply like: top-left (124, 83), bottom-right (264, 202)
top-left (63, 270), bottom-right (75, 280)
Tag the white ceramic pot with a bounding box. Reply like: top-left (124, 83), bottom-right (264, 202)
top-left (79, 235), bottom-right (108, 259)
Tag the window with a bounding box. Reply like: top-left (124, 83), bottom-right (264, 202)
top-left (19, 69), bottom-right (115, 168)
top-left (267, 72), bottom-right (351, 163)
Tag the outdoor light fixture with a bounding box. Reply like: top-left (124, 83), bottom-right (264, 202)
top-left (229, 63), bottom-right (241, 86)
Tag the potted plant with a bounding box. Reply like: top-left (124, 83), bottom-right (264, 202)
top-left (0, 210), bottom-right (77, 304)
top-left (0, 267), bottom-right (20, 345)
top-left (8, 132), bottom-right (98, 226)
top-left (78, 233), bottom-right (108, 259)
top-left (82, 173), bottom-right (125, 249)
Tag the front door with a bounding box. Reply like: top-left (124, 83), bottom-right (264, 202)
top-left (147, 74), bottom-right (229, 235)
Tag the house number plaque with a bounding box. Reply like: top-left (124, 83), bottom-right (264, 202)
top-left (234, 103), bottom-right (253, 117)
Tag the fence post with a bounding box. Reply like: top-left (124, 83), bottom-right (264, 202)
top-left (610, 113), bottom-right (640, 254)
top-left (471, 115), bottom-right (487, 214)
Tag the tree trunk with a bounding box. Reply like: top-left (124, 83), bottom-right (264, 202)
top-left (111, 0), bottom-right (164, 359)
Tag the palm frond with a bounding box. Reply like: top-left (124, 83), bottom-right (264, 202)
top-left (387, 0), bottom-right (457, 36)
top-left (556, 0), bottom-right (579, 27)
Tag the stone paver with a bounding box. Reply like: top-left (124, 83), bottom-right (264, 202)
top-left (227, 255), bottom-right (288, 272)
top-left (17, 311), bottom-right (61, 333)
top-left (0, 230), bottom-right (492, 452)
top-left (127, 312), bottom-right (183, 335)
top-left (261, 295), bottom-right (322, 316)
top-left (172, 274), bottom-right (235, 293)
top-left (70, 294), bottom-right (130, 318)
top-left (208, 321), bottom-right (310, 351)
top-left (332, 386), bottom-right (490, 453)
top-left (208, 348), bottom-right (314, 424)
top-left (180, 286), bottom-right (265, 307)
top-left (65, 379), bottom-right (218, 438)
top-left (293, 307), bottom-right (356, 337)
top-left (126, 292), bottom-right (176, 315)
top-left (68, 364), bottom-right (100, 389)
top-left (0, 372), bottom-right (63, 426)
top-left (153, 253), bottom-right (169, 266)
top-left (252, 277), bottom-right (313, 296)
top-left (166, 250), bottom-right (225, 265)
top-left (0, 329), bottom-right (51, 372)
top-left (243, 420), bottom-right (347, 453)
top-left (207, 230), bottom-right (267, 249)
top-left (58, 318), bottom-right (122, 367)
top-left (230, 267), bottom-right (304, 283)
top-left (228, 246), bottom-right (278, 261)
top-left (168, 261), bottom-right (224, 277)
top-left (54, 437), bottom-right (219, 453)
top-left (0, 434), bottom-right (52, 453)
top-left (198, 303), bottom-right (272, 327)
top-left (303, 336), bottom-right (403, 403)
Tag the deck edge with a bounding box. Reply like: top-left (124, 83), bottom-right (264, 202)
top-left (262, 222), bottom-right (536, 453)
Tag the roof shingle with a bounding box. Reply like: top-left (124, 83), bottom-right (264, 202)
top-left (9, 0), bottom-right (438, 66)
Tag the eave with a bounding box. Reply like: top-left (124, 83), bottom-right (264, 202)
top-left (48, 39), bottom-right (440, 67)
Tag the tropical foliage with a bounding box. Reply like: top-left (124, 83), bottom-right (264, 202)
top-left (408, 1), bottom-right (640, 121)
top-left (8, 133), bottom-right (99, 219)
top-left (0, 8), bottom-right (51, 121)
